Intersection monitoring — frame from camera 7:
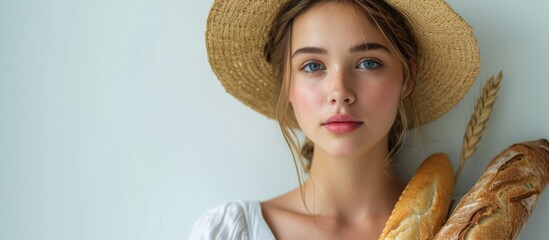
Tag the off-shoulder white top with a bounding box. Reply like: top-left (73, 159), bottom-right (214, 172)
top-left (189, 199), bottom-right (463, 240)
top-left (188, 201), bottom-right (275, 240)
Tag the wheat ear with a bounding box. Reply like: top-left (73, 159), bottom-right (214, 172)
top-left (455, 71), bottom-right (503, 183)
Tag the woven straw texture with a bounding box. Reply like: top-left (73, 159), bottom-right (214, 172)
top-left (206, 0), bottom-right (480, 126)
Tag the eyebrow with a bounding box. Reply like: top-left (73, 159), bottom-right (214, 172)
top-left (291, 47), bottom-right (327, 58)
top-left (292, 43), bottom-right (390, 59)
top-left (350, 43), bottom-right (390, 53)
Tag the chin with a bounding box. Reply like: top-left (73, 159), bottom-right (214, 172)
top-left (315, 134), bottom-right (388, 159)
top-left (322, 142), bottom-right (374, 158)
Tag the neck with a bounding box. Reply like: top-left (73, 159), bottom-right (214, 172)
top-left (301, 139), bottom-right (405, 223)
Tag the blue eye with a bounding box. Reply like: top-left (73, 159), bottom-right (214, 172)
top-left (302, 62), bottom-right (325, 73)
top-left (357, 59), bottom-right (381, 70)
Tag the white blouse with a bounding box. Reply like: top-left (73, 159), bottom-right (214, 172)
top-left (188, 201), bottom-right (276, 240)
top-left (189, 199), bottom-right (463, 240)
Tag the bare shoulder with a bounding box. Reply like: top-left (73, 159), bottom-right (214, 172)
top-left (261, 188), bottom-right (304, 224)
top-left (261, 189), bottom-right (317, 240)
top-left (262, 188), bottom-right (301, 209)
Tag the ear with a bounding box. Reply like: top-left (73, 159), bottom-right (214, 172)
top-left (402, 78), bottom-right (414, 98)
top-left (402, 62), bottom-right (416, 98)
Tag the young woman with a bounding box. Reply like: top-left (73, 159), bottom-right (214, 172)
top-left (192, 0), bottom-right (479, 239)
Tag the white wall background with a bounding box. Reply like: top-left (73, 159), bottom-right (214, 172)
top-left (1, 0), bottom-right (548, 239)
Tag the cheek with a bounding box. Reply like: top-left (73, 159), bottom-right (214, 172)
top-left (290, 82), bottom-right (326, 132)
top-left (361, 80), bottom-right (402, 116)
top-left (290, 83), bottom-right (322, 115)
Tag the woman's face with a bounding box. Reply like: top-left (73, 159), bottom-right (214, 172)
top-left (289, 2), bottom-right (404, 158)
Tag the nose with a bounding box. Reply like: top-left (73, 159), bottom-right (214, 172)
top-left (327, 70), bottom-right (356, 105)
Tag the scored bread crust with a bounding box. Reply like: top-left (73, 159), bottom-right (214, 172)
top-left (379, 153), bottom-right (455, 240)
top-left (433, 139), bottom-right (549, 240)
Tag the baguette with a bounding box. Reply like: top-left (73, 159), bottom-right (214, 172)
top-left (379, 153), bottom-right (455, 240)
top-left (434, 139), bottom-right (549, 240)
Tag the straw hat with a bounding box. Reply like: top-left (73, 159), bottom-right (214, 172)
top-left (205, 0), bottom-right (480, 127)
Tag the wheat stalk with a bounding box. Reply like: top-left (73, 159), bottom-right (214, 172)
top-left (455, 71), bottom-right (503, 183)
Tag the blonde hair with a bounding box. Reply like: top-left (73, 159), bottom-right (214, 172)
top-left (263, 0), bottom-right (420, 182)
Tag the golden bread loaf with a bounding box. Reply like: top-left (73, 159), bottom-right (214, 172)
top-left (433, 139), bottom-right (549, 240)
top-left (379, 153), bottom-right (455, 240)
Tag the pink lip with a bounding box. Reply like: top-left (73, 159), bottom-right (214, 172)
top-left (322, 114), bottom-right (363, 134)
